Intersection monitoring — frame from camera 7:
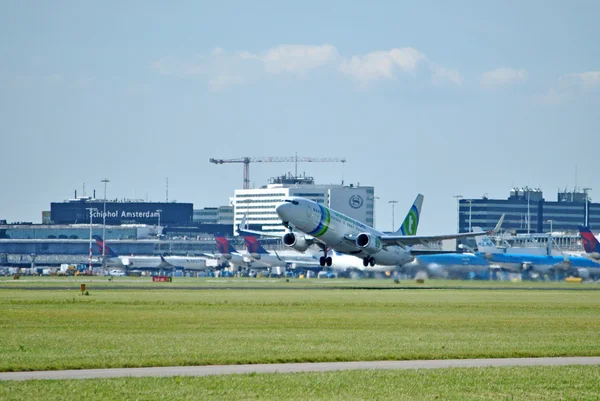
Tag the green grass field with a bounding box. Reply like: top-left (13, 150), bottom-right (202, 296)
top-left (2, 275), bottom-right (599, 289)
top-left (1, 366), bottom-right (599, 401)
top-left (1, 287), bottom-right (599, 372)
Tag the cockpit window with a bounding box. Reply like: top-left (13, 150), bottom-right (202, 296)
top-left (284, 199), bottom-right (299, 205)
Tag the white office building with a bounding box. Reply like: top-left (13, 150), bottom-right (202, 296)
top-left (233, 174), bottom-right (374, 235)
top-left (193, 206), bottom-right (234, 225)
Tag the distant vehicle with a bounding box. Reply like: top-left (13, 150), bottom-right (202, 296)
top-left (108, 269), bottom-right (126, 276)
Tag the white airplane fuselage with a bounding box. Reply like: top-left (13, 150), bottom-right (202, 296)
top-left (276, 197), bottom-right (414, 267)
top-left (105, 256), bottom-right (207, 269)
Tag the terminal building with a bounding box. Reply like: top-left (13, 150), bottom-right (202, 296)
top-left (193, 206), bottom-right (234, 225)
top-left (233, 174), bottom-right (375, 235)
top-left (50, 197), bottom-right (193, 225)
top-left (458, 187), bottom-right (597, 234)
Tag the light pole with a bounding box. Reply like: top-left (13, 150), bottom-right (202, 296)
top-left (156, 209), bottom-right (162, 237)
top-left (86, 207), bottom-right (97, 274)
top-left (453, 195), bottom-right (463, 233)
top-left (368, 196), bottom-right (379, 229)
top-left (101, 178), bottom-right (109, 263)
top-left (583, 188), bottom-right (592, 227)
top-left (546, 219), bottom-right (553, 234)
top-left (389, 200), bottom-right (398, 231)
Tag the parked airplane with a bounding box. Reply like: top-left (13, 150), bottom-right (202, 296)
top-left (241, 194), bottom-right (486, 267)
top-left (474, 228), bottom-right (600, 280)
top-left (242, 235), bottom-right (320, 269)
top-left (577, 226), bottom-right (600, 279)
top-left (95, 237), bottom-right (208, 270)
top-left (400, 253), bottom-right (494, 280)
top-left (579, 226), bottom-right (600, 260)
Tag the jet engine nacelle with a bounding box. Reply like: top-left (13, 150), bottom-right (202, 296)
top-left (282, 233), bottom-right (310, 252)
top-left (589, 252), bottom-right (600, 261)
top-left (356, 233), bottom-right (382, 254)
top-left (249, 253), bottom-right (261, 260)
top-left (219, 254), bottom-right (232, 260)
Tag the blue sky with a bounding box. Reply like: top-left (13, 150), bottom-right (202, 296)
top-left (1, 1), bottom-right (598, 233)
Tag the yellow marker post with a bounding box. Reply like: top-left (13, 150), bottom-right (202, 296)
top-left (80, 283), bottom-right (86, 295)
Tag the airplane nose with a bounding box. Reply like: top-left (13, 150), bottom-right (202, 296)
top-left (275, 202), bottom-right (292, 219)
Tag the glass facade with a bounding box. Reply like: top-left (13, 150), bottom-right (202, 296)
top-left (458, 189), bottom-right (597, 233)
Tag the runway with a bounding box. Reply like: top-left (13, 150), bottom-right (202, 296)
top-left (2, 357), bottom-right (600, 381)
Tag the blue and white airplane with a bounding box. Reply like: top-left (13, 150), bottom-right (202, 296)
top-left (241, 194), bottom-right (486, 268)
top-left (474, 227), bottom-right (600, 279)
top-left (401, 253), bottom-right (495, 280)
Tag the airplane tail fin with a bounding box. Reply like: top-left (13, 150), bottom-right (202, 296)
top-left (93, 236), bottom-right (118, 257)
top-left (214, 234), bottom-right (238, 254)
top-left (395, 194), bottom-right (424, 235)
top-left (243, 235), bottom-right (269, 254)
top-left (473, 226), bottom-right (500, 254)
top-left (579, 226), bottom-right (600, 254)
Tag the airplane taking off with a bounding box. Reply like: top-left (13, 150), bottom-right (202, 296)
top-left (241, 194), bottom-right (486, 267)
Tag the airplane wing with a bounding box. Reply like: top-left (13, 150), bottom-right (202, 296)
top-left (238, 227), bottom-right (285, 238)
top-left (381, 231), bottom-right (488, 248)
top-left (383, 214), bottom-right (505, 248)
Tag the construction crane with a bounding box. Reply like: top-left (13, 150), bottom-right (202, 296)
top-left (209, 156), bottom-right (347, 189)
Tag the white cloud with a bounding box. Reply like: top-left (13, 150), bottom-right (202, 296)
top-left (560, 71), bottom-right (600, 89)
top-left (479, 67), bottom-right (528, 89)
top-left (532, 89), bottom-right (570, 106)
top-left (430, 64), bottom-right (463, 86)
top-left (152, 44), bottom-right (462, 90)
top-left (260, 44), bottom-right (338, 74)
top-left (338, 48), bottom-right (427, 83)
top-left (533, 70), bottom-right (600, 106)
top-left (151, 44), bottom-right (337, 91)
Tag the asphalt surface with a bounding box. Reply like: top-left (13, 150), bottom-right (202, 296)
top-left (2, 357), bottom-right (600, 381)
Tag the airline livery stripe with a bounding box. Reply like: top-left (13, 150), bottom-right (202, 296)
top-left (308, 204), bottom-right (330, 237)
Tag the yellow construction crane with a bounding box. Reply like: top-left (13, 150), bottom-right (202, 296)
top-left (209, 156), bottom-right (347, 189)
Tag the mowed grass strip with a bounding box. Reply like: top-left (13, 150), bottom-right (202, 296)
top-left (1, 289), bottom-right (599, 372)
top-left (1, 366), bottom-right (599, 401)
top-left (2, 276), bottom-right (599, 289)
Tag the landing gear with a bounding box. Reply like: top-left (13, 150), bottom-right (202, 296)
top-left (363, 257), bottom-right (376, 267)
top-left (319, 256), bottom-right (333, 267)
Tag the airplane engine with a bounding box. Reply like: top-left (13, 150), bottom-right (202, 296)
top-left (552, 260), bottom-right (572, 271)
top-left (282, 233), bottom-right (310, 252)
top-left (589, 252), bottom-right (600, 261)
top-left (356, 233), bottom-right (382, 254)
top-left (249, 253), bottom-right (261, 260)
top-left (220, 254), bottom-right (232, 260)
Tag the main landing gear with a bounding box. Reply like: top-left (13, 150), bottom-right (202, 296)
top-left (363, 257), bottom-right (376, 267)
top-left (319, 248), bottom-right (332, 267)
top-left (319, 256), bottom-right (332, 267)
